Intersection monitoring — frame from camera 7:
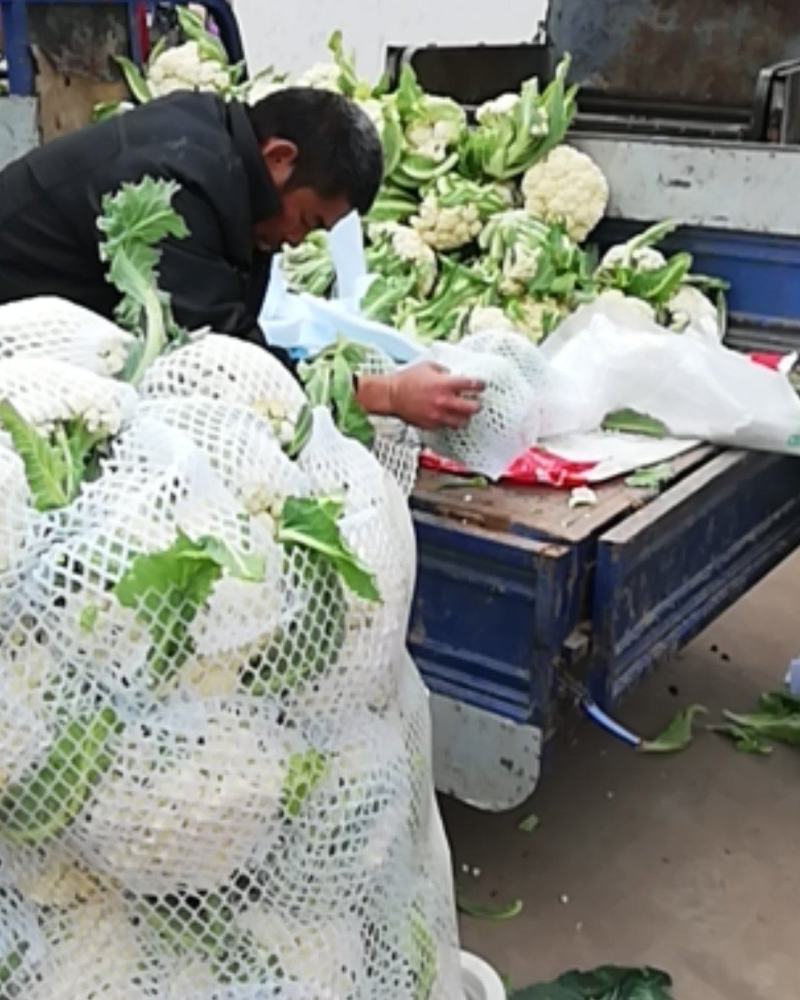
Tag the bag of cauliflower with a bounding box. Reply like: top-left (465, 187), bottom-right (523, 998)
top-left (0, 302), bottom-right (463, 1000)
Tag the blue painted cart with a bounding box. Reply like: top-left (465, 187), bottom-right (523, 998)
top-left (410, 177), bottom-right (800, 810)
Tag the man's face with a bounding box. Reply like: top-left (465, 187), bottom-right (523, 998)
top-left (253, 137), bottom-right (351, 251)
top-left (253, 186), bottom-right (351, 252)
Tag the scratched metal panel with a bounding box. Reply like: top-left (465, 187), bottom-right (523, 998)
top-left (590, 451), bottom-right (800, 707)
top-left (548, 0), bottom-right (800, 109)
top-left (571, 136), bottom-right (800, 237)
top-left (409, 511), bottom-right (582, 728)
top-left (0, 97), bottom-right (38, 168)
top-left (27, 5), bottom-right (129, 81)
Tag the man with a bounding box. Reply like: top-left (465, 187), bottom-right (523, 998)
top-left (0, 87), bottom-right (482, 429)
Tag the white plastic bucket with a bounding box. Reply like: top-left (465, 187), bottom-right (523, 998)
top-left (461, 950), bottom-right (507, 999)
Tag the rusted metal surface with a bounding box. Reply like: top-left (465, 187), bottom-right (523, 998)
top-left (547, 0), bottom-right (800, 109)
top-left (27, 5), bottom-right (129, 81)
top-left (412, 446), bottom-right (714, 545)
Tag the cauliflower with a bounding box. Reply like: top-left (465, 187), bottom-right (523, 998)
top-left (599, 243), bottom-right (667, 273)
top-left (366, 222), bottom-right (437, 297)
top-left (70, 703), bottom-right (295, 893)
top-left (505, 297), bottom-right (568, 342)
top-left (411, 176), bottom-right (513, 252)
top-left (475, 92), bottom-right (521, 124)
top-left (467, 305), bottom-right (516, 335)
top-left (667, 284), bottom-right (721, 337)
top-left (0, 356), bottom-right (136, 437)
top-left (148, 41), bottom-right (230, 97)
top-left (595, 288), bottom-right (657, 324)
top-left (297, 61), bottom-right (342, 91)
top-left (522, 144), bottom-right (609, 242)
top-left (0, 296), bottom-right (134, 376)
top-left (412, 196), bottom-right (481, 251)
top-left (405, 101), bottom-right (464, 162)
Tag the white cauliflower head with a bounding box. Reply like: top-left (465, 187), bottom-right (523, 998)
top-left (599, 243), bottom-right (666, 273)
top-left (148, 41), bottom-right (230, 97)
top-left (411, 198), bottom-right (482, 252)
top-left (475, 92), bottom-right (520, 124)
top-left (297, 61), bottom-right (342, 91)
top-left (467, 306), bottom-right (515, 335)
top-left (667, 284), bottom-right (720, 337)
top-left (596, 288), bottom-right (657, 325)
top-left (522, 145), bottom-right (609, 243)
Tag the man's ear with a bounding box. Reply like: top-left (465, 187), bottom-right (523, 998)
top-left (261, 138), bottom-right (299, 188)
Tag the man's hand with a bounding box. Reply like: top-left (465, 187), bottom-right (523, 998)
top-left (355, 363), bottom-right (485, 431)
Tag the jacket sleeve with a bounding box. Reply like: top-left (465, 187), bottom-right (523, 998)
top-left (152, 186), bottom-right (297, 374)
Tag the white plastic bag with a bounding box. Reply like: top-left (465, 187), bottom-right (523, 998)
top-left (542, 300), bottom-right (800, 455)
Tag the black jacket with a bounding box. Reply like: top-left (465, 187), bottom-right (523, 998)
top-left (0, 92), bottom-right (283, 353)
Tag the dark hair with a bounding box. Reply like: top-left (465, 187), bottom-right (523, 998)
top-left (247, 88), bottom-right (384, 215)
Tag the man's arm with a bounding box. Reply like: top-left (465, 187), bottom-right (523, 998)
top-left (357, 364), bottom-right (483, 430)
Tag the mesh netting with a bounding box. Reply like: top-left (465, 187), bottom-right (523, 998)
top-left (0, 297), bottom-right (134, 377)
top-left (458, 330), bottom-right (580, 440)
top-left (0, 302), bottom-right (462, 1000)
top-left (421, 339), bottom-right (542, 479)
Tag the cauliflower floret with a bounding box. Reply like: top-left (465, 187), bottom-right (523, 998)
top-left (507, 297), bottom-right (567, 342)
top-left (467, 306), bottom-right (516, 335)
top-left (475, 92), bottom-right (520, 124)
top-left (522, 145), bottom-right (609, 243)
top-left (297, 61), bottom-right (342, 91)
top-left (596, 288), bottom-right (657, 324)
top-left (0, 357), bottom-right (137, 437)
top-left (369, 222), bottom-right (438, 296)
top-left (411, 198), bottom-right (481, 251)
top-left (148, 41), bottom-right (229, 97)
top-left (599, 243), bottom-right (666, 272)
top-left (667, 284), bottom-right (720, 338)
top-left (405, 99), bottom-right (464, 162)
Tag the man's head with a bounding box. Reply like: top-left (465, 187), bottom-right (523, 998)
top-left (247, 88), bottom-right (383, 250)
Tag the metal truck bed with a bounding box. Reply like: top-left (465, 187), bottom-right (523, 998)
top-left (410, 449), bottom-right (800, 810)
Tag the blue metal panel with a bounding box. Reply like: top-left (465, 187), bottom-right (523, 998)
top-left (0, 0), bottom-right (245, 96)
top-left (597, 220), bottom-right (800, 346)
top-left (590, 451), bottom-right (800, 707)
top-left (2, 0), bottom-right (32, 95)
top-left (409, 511), bottom-right (582, 729)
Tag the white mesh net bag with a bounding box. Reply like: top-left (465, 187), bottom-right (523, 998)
top-left (0, 297), bottom-right (134, 376)
top-left (0, 318), bottom-right (463, 999)
top-left (458, 329), bottom-right (582, 439)
top-left (139, 333), bottom-right (307, 418)
top-left (421, 340), bottom-right (542, 478)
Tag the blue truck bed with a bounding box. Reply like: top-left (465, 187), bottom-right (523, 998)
top-left (409, 446), bottom-right (800, 808)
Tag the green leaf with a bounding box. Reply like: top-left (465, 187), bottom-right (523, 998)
top-left (97, 177), bottom-right (189, 382)
top-left (511, 965), bottom-right (674, 1000)
top-left (281, 750), bottom-right (328, 818)
top-left (517, 812), bottom-right (540, 833)
top-left (602, 410), bottom-right (668, 439)
top-left (276, 497), bottom-right (380, 602)
top-left (114, 55), bottom-right (152, 104)
top-left (176, 6), bottom-right (229, 64)
top-left (0, 400), bottom-right (71, 511)
top-left (709, 723), bottom-right (773, 755)
top-left (638, 705), bottom-right (707, 754)
top-left (457, 895), bottom-right (524, 921)
top-left (79, 604), bottom-right (100, 634)
top-left (625, 463), bottom-right (674, 489)
top-left (0, 707), bottom-right (121, 846)
top-left (409, 908), bottom-right (438, 1000)
top-left (113, 531), bottom-right (264, 686)
top-left (299, 339), bottom-right (375, 448)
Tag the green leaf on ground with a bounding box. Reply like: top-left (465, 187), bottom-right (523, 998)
top-left (638, 705), bottom-right (707, 754)
top-left (511, 965), bottom-right (674, 999)
top-left (456, 894), bottom-right (523, 921)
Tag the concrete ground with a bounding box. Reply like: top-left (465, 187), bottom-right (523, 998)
top-left (442, 552), bottom-right (800, 999)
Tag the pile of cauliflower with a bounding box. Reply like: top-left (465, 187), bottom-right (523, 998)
top-left (0, 296), bottom-right (460, 1000)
